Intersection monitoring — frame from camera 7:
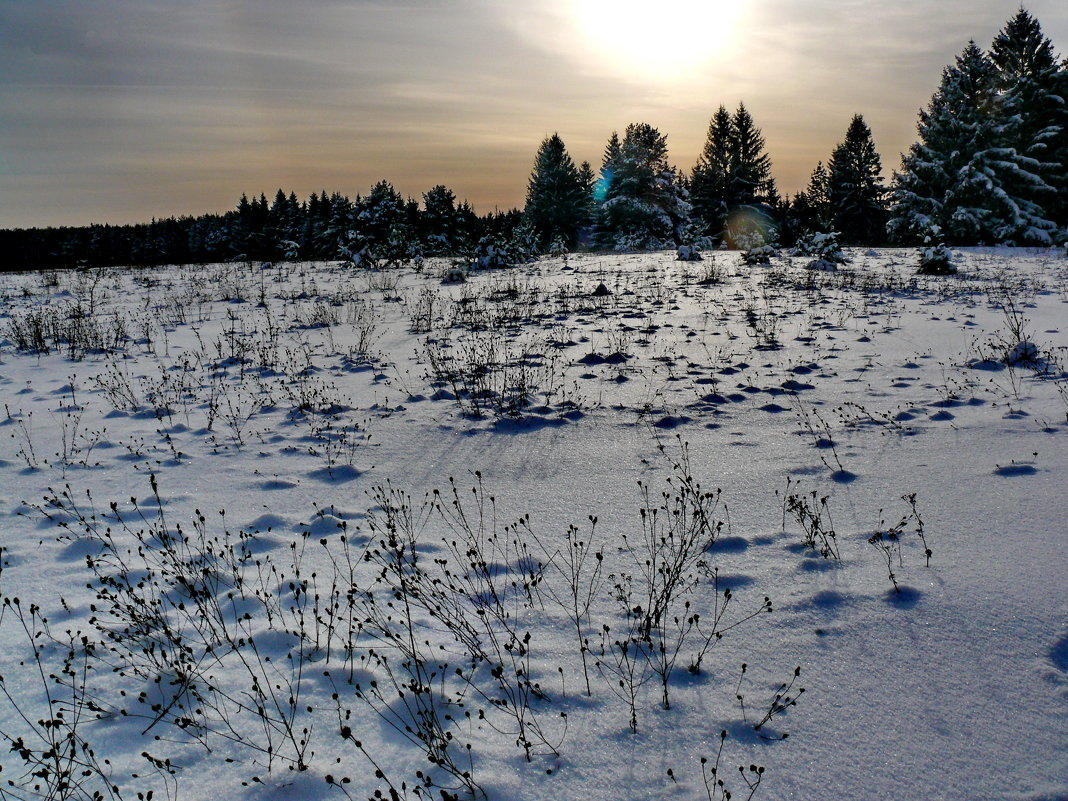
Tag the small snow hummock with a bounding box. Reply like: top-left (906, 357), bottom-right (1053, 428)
top-left (442, 265), bottom-right (467, 283)
top-left (1004, 340), bottom-right (1039, 366)
top-left (676, 244), bottom-right (702, 262)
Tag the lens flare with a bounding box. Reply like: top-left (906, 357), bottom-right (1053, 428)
top-left (724, 206), bottom-right (778, 248)
top-left (593, 169), bottom-right (613, 203)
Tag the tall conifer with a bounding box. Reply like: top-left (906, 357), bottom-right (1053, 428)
top-left (690, 103), bottom-right (777, 245)
top-left (729, 103), bottom-right (778, 208)
top-left (595, 123), bottom-right (689, 249)
top-left (827, 115), bottom-right (888, 245)
top-left (890, 28), bottom-right (1060, 244)
top-left (989, 8), bottom-right (1067, 229)
top-left (690, 105), bottom-right (734, 237)
top-left (523, 133), bottom-right (590, 249)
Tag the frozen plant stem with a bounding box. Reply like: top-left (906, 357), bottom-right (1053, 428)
top-left (868, 493), bottom-right (931, 592)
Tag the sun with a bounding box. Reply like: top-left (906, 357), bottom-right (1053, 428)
top-left (571, 0), bottom-right (743, 81)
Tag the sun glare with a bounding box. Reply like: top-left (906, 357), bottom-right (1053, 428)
top-left (571, 0), bottom-right (743, 81)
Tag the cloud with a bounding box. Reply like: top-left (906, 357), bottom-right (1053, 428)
top-left (2, 0), bottom-right (1067, 226)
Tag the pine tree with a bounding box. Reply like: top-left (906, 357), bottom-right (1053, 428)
top-left (523, 133), bottom-right (591, 249)
top-left (827, 116), bottom-right (888, 245)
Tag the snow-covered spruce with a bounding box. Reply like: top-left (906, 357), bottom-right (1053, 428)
top-left (888, 17), bottom-right (1064, 247)
top-left (742, 244), bottom-right (778, 265)
top-left (792, 231), bottom-right (848, 271)
top-left (917, 243), bottom-right (957, 275)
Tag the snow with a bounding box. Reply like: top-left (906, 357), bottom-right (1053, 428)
top-left (1, 248), bottom-right (1066, 801)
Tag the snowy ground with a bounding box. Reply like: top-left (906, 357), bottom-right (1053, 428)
top-left (0, 249), bottom-right (1066, 801)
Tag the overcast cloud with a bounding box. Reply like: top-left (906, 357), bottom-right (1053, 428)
top-left (1, 0), bottom-right (1065, 227)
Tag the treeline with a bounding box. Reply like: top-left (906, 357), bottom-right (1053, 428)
top-left (525, 8), bottom-right (1067, 252)
top-left (2, 9), bottom-right (1065, 271)
top-left (0, 184), bottom-right (524, 271)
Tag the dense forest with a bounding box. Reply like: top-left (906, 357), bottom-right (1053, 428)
top-left (0, 185), bottom-right (524, 271)
top-left (2, 9), bottom-right (1065, 271)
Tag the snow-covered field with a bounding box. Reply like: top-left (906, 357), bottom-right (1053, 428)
top-left (1, 249), bottom-right (1066, 801)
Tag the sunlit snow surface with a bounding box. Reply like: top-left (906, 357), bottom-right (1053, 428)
top-left (1, 249), bottom-right (1066, 801)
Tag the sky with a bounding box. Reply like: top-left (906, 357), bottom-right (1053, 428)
top-left (1, 0), bottom-right (1066, 230)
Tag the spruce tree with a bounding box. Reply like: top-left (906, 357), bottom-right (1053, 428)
top-left (347, 180), bottom-right (412, 265)
top-left (266, 189), bottom-right (303, 258)
top-left (237, 193), bottom-right (270, 259)
top-left (690, 103), bottom-right (778, 246)
top-left (421, 185), bottom-right (464, 255)
top-left (890, 36), bottom-right (1059, 245)
top-left (689, 105), bottom-right (733, 238)
top-left (595, 122), bottom-right (689, 250)
top-left (600, 131), bottom-right (622, 196)
top-left (728, 103), bottom-right (778, 209)
top-left (989, 8), bottom-right (1067, 231)
top-left (577, 160), bottom-right (597, 241)
top-left (523, 133), bottom-right (590, 249)
top-left (322, 192), bottom-right (355, 259)
top-left (360, 181), bottom-right (406, 244)
top-left (232, 194), bottom-right (254, 257)
top-left (827, 115), bottom-right (888, 245)
top-left (788, 162), bottom-right (832, 238)
top-left (890, 42), bottom-right (999, 243)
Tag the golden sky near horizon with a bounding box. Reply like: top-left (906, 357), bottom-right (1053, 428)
top-left (1, 0), bottom-right (1066, 228)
